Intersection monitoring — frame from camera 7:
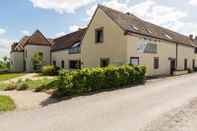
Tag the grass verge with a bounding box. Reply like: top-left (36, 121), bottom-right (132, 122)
top-left (0, 95), bottom-right (16, 112)
top-left (0, 73), bottom-right (26, 81)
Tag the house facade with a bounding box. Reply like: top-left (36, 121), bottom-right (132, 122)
top-left (10, 30), bottom-right (52, 72)
top-left (81, 5), bottom-right (197, 76)
top-left (10, 5), bottom-right (197, 76)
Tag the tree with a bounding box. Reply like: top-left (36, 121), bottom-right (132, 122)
top-left (31, 52), bottom-right (43, 71)
top-left (0, 56), bottom-right (10, 70)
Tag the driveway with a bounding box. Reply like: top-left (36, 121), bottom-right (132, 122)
top-left (1, 73), bottom-right (197, 131)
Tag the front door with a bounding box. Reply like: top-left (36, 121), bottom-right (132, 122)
top-left (170, 60), bottom-right (176, 75)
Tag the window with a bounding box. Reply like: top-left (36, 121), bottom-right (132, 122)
top-left (193, 59), bottom-right (195, 69)
top-left (61, 60), bottom-right (64, 69)
top-left (154, 57), bottom-right (159, 69)
top-left (68, 42), bottom-right (80, 54)
top-left (194, 48), bottom-right (197, 54)
top-left (69, 60), bottom-right (81, 69)
top-left (95, 28), bottom-right (104, 43)
top-left (130, 57), bottom-right (139, 65)
top-left (184, 59), bottom-right (188, 70)
top-left (100, 58), bottom-right (110, 67)
top-left (53, 61), bottom-right (56, 66)
top-left (144, 43), bottom-right (157, 54)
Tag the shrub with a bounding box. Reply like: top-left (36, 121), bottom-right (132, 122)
top-left (53, 64), bottom-right (146, 97)
top-left (16, 83), bottom-right (29, 91)
top-left (41, 65), bottom-right (55, 76)
top-left (4, 83), bottom-right (17, 91)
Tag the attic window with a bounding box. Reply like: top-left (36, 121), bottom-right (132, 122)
top-left (72, 42), bottom-right (80, 48)
top-left (164, 34), bottom-right (172, 40)
top-left (129, 25), bottom-right (139, 31)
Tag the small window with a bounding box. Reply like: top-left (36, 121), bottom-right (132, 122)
top-left (193, 59), bottom-right (195, 69)
top-left (154, 57), bottom-right (159, 69)
top-left (184, 59), bottom-right (188, 70)
top-left (61, 60), bottom-right (64, 69)
top-left (53, 61), bottom-right (56, 66)
top-left (95, 28), bottom-right (104, 43)
top-left (144, 43), bottom-right (157, 54)
top-left (100, 58), bottom-right (110, 67)
top-left (69, 60), bottom-right (81, 69)
top-left (194, 48), bottom-right (197, 54)
top-left (130, 57), bottom-right (139, 65)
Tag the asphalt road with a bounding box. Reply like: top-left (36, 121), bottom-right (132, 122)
top-left (1, 74), bottom-right (197, 131)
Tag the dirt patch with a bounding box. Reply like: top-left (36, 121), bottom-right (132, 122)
top-left (143, 97), bottom-right (197, 131)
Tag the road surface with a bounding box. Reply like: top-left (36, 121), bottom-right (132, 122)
top-left (1, 73), bottom-right (197, 131)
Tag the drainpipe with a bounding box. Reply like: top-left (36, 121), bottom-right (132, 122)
top-left (176, 43), bottom-right (178, 69)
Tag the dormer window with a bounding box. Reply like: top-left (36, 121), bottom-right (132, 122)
top-left (95, 27), bottom-right (104, 43)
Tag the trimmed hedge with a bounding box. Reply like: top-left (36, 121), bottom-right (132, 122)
top-left (54, 65), bottom-right (146, 97)
top-left (41, 65), bottom-right (60, 76)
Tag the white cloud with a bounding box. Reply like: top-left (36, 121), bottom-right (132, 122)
top-left (86, 0), bottom-right (196, 35)
top-left (0, 38), bottom-right (14, 58)
top-left (0, 28), bottom-right (6, 35)
top-left (69, 25), bottom-right (80, 32)
top-left (54, 32), bottom-right (66, 38)
top-left (30, 0), bottom-right (95, 14)
top-left (69, 24), bottom-right (86, 32)
top-left (21, 30), bottom-right (30, 36)
top-left (189, 0), bottom-right (197, 6)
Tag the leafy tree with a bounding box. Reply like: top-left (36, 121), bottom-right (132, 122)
top-left (31, 52), bottom-right (43, 71)
top-left (0, 56), bottom-right (10, 70)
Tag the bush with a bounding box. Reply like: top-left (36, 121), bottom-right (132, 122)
top-left (34, 84), bottom-right (47, 92)
top-left (4, 83), bottom-right (17, 91)
top-left (41, 65), bottom-right (55, 76)
top-left (53, 65), bottom-right (146, 97)
top-left (16, 83), bottom-right (29, 91)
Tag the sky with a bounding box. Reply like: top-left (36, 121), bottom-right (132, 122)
top-left (0, 0), bottom-right (197, 58)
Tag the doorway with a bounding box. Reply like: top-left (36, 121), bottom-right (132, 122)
top-left (170, 59), bottom-right (176, 75)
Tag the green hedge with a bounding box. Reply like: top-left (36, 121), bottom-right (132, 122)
top-left (41, 65), bottom-right (55, 76)
top-left (54, 65), bottom-right (146, 97)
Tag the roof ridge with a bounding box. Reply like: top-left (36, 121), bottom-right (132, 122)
top-left (54, 28), bottom-right (87, 41)
top-left (98, 4), bottom-right (197, 46)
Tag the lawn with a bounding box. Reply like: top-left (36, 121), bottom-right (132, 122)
top-left (0, 77), bottom-right (56, 91)
top-left (0, 73), bottom-right (26, 81)
top-left (0, 95), bottom-right (16, 112)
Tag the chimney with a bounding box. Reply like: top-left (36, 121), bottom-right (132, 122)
top-left (189, 34), bottom-right (194, 41)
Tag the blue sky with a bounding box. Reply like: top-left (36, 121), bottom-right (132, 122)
top-left (0, 0), bottom-right (197, 58)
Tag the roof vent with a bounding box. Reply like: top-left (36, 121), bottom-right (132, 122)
top-left (189, 34), bottom-right (194, 41)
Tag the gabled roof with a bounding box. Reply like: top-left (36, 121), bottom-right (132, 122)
top-left (98, 5), bottom-right (197, 47)
top-left (24, 30), bottom-right (51, 46)
top-left (11, 30), bottom-right (52, 52)
top-left (51, 28), bottom-right (86, 52)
